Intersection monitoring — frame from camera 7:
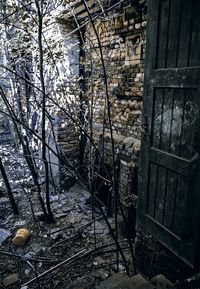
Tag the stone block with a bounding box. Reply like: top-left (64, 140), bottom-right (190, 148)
top-left (123, 137), bottom-right (135, 148)
top-left (113, 274), bottom-right (154, 289)
top-left (151, 274), bottom-right (173, 289)
top-left (135, 23), bottom-right (141, 29)
top-left (96, 272), bottom-right (129, 289)
top-left (0, 228), bottom-right (11, 245)
top-left (142, 21), bottom-right (147, 27)
top-left (3, 274), bottom-right (19, 287)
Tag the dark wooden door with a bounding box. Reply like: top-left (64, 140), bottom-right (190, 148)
top-left (138, 0), bottom-right (200, 268)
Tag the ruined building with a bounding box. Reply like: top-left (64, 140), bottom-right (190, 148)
top-left (56, 0), bottom-right (200, 281)
top-left (0, 0), bottom-right (200, 286)
top-left (57, 0), bottom-right (147, 208)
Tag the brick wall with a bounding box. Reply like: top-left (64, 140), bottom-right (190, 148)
top-left (83, 0), bottom-right (147, 201)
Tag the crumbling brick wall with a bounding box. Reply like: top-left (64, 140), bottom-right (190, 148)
top-left (84, 0), bottom-right (147, 201)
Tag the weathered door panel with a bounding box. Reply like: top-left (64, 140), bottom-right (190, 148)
top-left (138, 0), bottom-right (200, 268)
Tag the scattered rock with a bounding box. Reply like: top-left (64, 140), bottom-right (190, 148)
top-left (121, 274), bottom-right (154, 289)
top-left (22, 251), bottom-right (37, 260)
top-left (0, 154), bottom-right (132, 289)
top-left (0, 197), bottom-right (8, 204)
top-left (95, 228), bottom-right (104, 234)
top-left (2, 273), bottom-right (19, 287)
top-left (50, 195), bottom-right (59, 202)
top-left (93, 256), bottom-right (106, 266)
top-left (151, 274), bottom-right (173, 289)
top-left (34, 212), bottom-right (46, 221)
top-left (31, 242), bottom-right (43, 253)
top-left (92, 270), bottom-right (108, 280)
top-left (0, 228), bottom-right (11, 245)
top-left (96, 272), bottom-right (129, 289)
top-left (119, 274), bottom-right (154, 289)
top-left (49, 231), bottom-right (63, 241)
top-left (24, 269), bottom-right (31, 277)
top-left (5, 263), bottom-right (16, 271)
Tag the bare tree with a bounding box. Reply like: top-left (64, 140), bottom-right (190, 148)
top-left (0, 157), bottom-right (19, 215)
top-left (35, 0), bottom-right (54, 223)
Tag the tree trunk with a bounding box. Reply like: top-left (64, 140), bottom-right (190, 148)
top-left (35, 0), bottom-right (54, 223)
top-left (0, 157), bottom-right (19, 215)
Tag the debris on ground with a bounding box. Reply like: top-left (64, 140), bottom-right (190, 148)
top-left (12, 228), bottom-right (31, 247)
top-left (0, 144), bottom-right (135, 288)
top-left (0, 228), bottom-right (11, 245)
top-left (2, 273), bottom-right (19, 287)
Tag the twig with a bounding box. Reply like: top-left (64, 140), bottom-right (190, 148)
top-left (48, 232), bottom-right (82, 250)
top-left (22, 249), bottom-right (86, 287)
top-left (81, 0), bottom-right (119, 271)
top-left (34, 259), bottom-right (42, 289)
top-left (0, 250), bottom-right (22, 259)
top-left (78, 203), bottom-right (90, 217)
top-left (0, 250), bottom-right (50, 262)
top-left (48, 217), bottom-right (104, 250)
top-left (47, 216), bottom-right (103, 236)
top-left (26, 260), bottom-right (36, 272)
top-left (55, 209), bottom-right (76, 219)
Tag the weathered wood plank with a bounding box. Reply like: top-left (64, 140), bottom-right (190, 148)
top-left (172, 175), bottom-right (187, 237)
top-left (155, 166), bottom-right (167, 223)
top-left (152, 88), bottom-right (164, 148)
top-left (166, 0), bottom-right (181, 68)
top-left (146, 163), bottom-right (158, 217)
top-left (149, 147), bottom-right (190, 176)
top-left (177, 0), bottom-right (193, 67)
top-left (156, 0), bottom-right (170, 68)
top-left (180, 89), bottom-right (198, 159)
top-left (189, 0), bottom-right (200, 66)
top-left (163, 170), bottom-right (177, 229)
top-left (169, 88), bottom-right (184, 156)
top-left (151, 67), bottom-right (200, 87)
top-left (160, 88), bottom-right (173, 151)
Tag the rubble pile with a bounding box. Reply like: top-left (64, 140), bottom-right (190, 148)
top-left (0, 145), bottom-right (134, 289)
